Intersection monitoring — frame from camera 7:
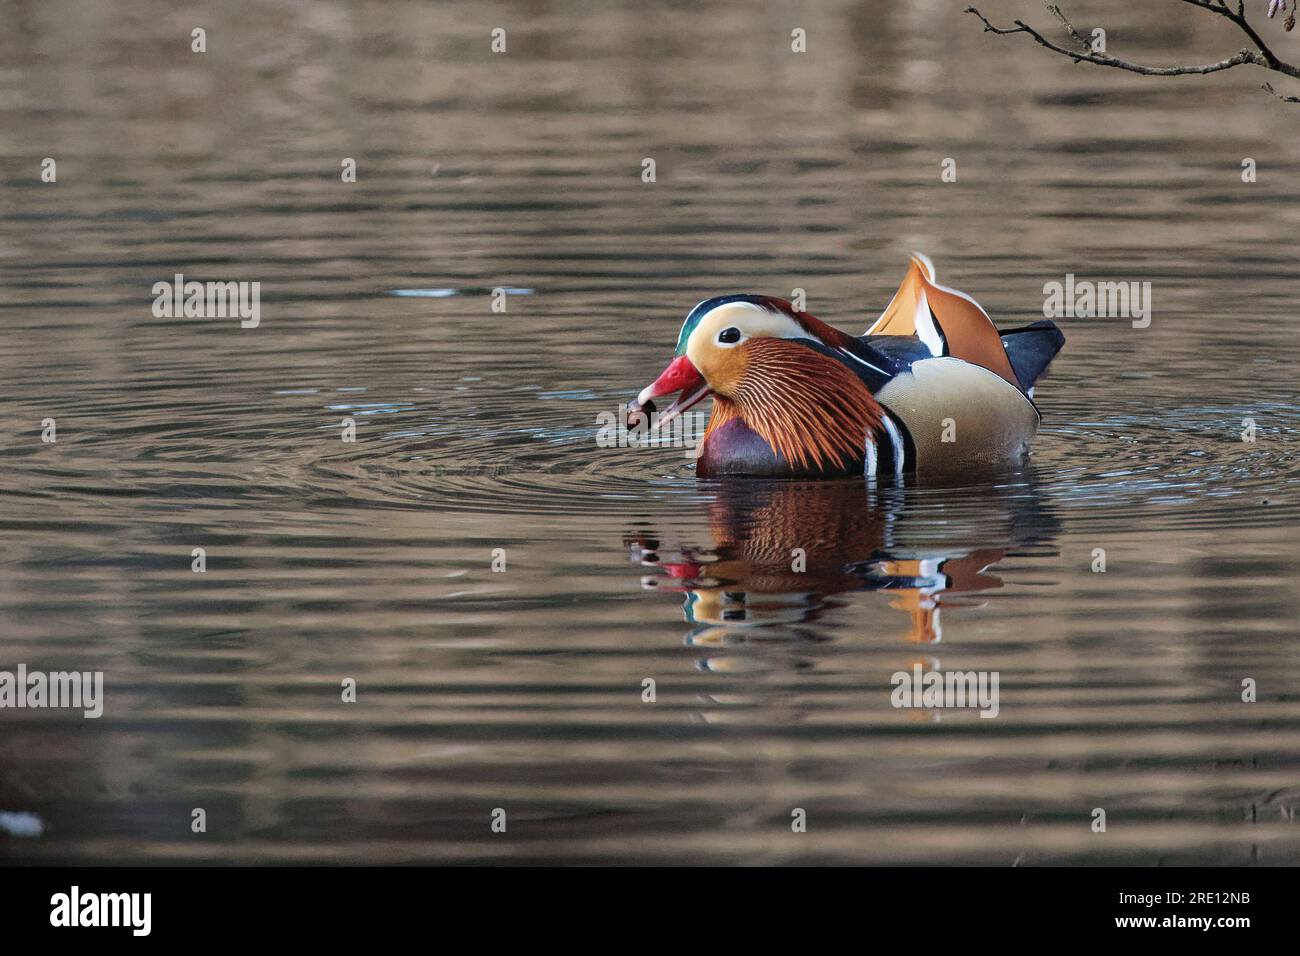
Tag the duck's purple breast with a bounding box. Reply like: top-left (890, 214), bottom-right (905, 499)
top-left (697, 417), bottom-right (865, 479)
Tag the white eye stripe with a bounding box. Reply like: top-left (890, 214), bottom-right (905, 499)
top-left (687, 302), bottom-right (809, 351)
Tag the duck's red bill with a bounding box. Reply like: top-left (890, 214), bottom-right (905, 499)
top-left (627, 355), bottom-right (708, 429)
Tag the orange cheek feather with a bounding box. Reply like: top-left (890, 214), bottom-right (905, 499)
top-left (703, 339), bottom-right (883, 473)
top-left (694, 343), bottom-right (749, 398)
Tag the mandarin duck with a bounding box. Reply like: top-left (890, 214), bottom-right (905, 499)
top-left (628, 253), bottom-right (1064, 480)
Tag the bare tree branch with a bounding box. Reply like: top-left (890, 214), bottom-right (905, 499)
top-left (1178, 0), bottom-right (1300, 77)
top-left (1263, 81), bottom-right (1300, 101)
top-left (966, 0), bottom-right (1300, 101)
top-left (1044, 2), bottom-right (1091, 53)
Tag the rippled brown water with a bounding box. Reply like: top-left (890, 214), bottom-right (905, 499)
top-left (1, 0), bottom-right (1299, 864)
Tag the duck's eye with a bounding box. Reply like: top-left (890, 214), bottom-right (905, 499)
top-left (718, 327), bottom-right (742, 344)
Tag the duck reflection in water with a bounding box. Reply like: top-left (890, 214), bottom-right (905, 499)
top-left (626, 476), bottom-right (1059, 649)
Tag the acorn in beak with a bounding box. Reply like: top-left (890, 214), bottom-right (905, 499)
top-left (627, 354), bottom-right (709, 430)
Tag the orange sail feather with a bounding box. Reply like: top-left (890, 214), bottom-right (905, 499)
top-left (868, 253), bottom-right (1022, 390)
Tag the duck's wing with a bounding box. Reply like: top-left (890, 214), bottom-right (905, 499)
top-left (867, 253), bottom-right (1023, 390)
